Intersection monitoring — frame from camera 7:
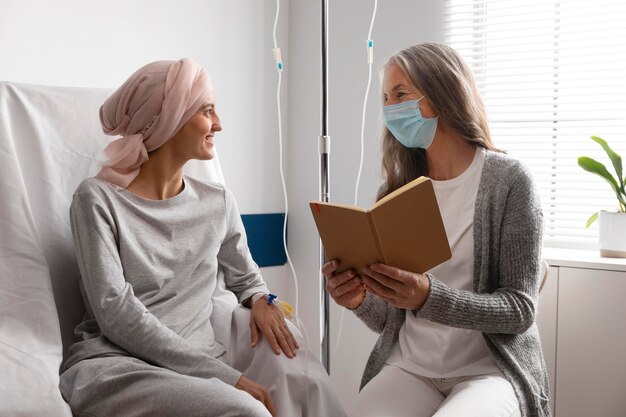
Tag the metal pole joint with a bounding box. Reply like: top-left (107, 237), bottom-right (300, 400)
top-left (319, 135), bottom-right (331, 154)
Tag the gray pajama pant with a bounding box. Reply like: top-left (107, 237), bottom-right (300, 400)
top-left (59, 307), bottom-right (345, 417)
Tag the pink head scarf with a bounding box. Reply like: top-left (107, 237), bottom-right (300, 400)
top-left (97, 58), bottom-right (212, 188)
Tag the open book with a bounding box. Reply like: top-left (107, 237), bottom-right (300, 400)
top-left (310, 176), bottom-right (451, 277)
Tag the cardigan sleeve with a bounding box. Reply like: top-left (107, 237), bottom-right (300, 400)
top-left (414, 160), bottom-right (544, 334)
top-left (352, 293), bottom-right (391, 334)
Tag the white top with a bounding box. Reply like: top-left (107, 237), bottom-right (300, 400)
top-left (387, 146), bottom-right (500, 378)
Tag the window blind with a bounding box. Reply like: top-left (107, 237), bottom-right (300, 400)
top-left (444, 0), bottom-right (626, 249)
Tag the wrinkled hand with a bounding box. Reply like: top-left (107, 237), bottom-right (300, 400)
top-left (323, 260), bottom-right (366, 310)
top-left (235, 375), bottom-right (276, 416)
top-left (250, 297), bottom-right (299, 358)
top-left (362, 263), bottom-right (430, 310)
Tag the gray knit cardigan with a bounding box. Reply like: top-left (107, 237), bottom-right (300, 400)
top-left (353, 150), bottom-right (550, 417)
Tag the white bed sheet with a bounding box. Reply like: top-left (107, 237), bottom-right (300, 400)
top-left (0, 82), bottom-right (232, 416)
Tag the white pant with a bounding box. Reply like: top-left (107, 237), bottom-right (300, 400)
top-left (349, 364), bottom-right (521, 417)
top-left (60, 306), bottom-right (345, 417)
top-left (227, 306), bottom-right (346, 417)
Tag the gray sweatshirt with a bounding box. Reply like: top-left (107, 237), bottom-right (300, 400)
top-left (354, 150), bottom-right (550, 417)
top-left (62, 176), bottom-right (268, 387)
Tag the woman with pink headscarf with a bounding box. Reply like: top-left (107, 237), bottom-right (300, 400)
top-left (59, 58), bottom-right (345, 417)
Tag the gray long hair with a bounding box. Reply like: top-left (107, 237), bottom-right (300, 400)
top-left (377, 42), bottom-right (503, 201)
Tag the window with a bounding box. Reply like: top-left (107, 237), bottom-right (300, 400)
top-left (445, 0), bottom-right (626, 249)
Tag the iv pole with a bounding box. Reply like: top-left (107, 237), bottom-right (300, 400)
top-left (319, 0), bottom-right (331, 373)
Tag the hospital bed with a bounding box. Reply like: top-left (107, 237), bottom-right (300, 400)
top-left (0, 82), bottom-right (237, 416)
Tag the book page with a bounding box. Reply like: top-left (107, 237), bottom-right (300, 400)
top-left (370, 178), bottom-right (451, 274)
top-left (373, 176), bottom-right (429, 208)
top-left (310, 202), bottom-right (383, 278)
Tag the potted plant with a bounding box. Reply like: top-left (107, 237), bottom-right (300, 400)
top-left (578, 136), bottom-right (626, 257)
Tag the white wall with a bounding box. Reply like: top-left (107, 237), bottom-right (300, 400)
top-left (287, 0), bottom-right (445, 410)
top-left (0, 0), bottom-right (292, 295)
top-left (1, 0), bottom-right (448, 410)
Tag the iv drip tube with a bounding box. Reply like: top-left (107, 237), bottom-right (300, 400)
top-left (272, 0), bottom-right (311, 397)
top-left (333, 0), bottom-right (378, 358)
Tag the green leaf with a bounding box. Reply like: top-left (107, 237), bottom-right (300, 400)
top-left (578, 156), bottom-right (625, 205)
top-left (578, 156), bottom-right (620, 190)
top-left (586, 211), bottom-right (599, 228)
top-left (591, 136), bottom-right (623, 189)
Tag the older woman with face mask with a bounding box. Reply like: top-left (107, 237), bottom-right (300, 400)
top-left (59, 58), bottom-right (345, 417)
top-left (324, 43), bottom-right (549, 417)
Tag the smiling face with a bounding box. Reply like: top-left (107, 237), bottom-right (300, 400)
top-left (382, 64), bottom-right (436, 118)
top-left (165, 88), bottom-right (222, 162)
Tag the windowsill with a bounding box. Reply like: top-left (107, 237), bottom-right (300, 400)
top-left (542, 247), bottom-right (626, 272)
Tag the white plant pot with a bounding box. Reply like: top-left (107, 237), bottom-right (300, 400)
top-left (598, 210), bottom-right (626, 258)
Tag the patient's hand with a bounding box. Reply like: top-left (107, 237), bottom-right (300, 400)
top-left (250, 297), bottom-right (299, 358)
top-left (323, 260), bottom-right (366, 310)
top-left (235, 375), bottom-right (276, 416)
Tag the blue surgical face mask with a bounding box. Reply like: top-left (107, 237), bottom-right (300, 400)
top-left (382, 96), bottom-right (438, 149)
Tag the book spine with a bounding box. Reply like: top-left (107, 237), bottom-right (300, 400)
top-left (366, 213), bottom-right (387, 264)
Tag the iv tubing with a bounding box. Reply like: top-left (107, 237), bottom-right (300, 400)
top-left (333, 0), bottom-right (378, 359)
top-left (272, 0), bottom-right (311, 399)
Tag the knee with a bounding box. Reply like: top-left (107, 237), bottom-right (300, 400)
top-left (217, 384), bottom-right (272, 417)
top-left (227, 398), bottom-right (272, 417)
top-left (281, 350), bottom-right (333, 396)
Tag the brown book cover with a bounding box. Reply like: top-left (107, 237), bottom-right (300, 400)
top-left (309, 176), bottom-right (451, 277)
